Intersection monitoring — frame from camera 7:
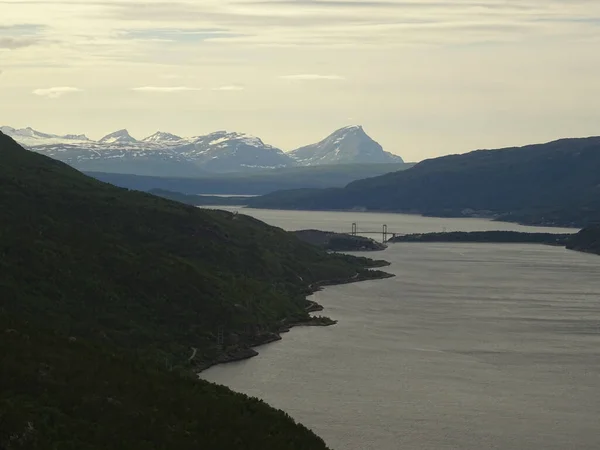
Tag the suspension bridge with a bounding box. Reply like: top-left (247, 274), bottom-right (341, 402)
top-left (349, 222), bottom-right (405, 242)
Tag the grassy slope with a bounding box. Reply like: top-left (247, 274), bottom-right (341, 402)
top-left (0, 132), bottom-right (389, 449)
top-left (250, 137), bottom-right (600, 227)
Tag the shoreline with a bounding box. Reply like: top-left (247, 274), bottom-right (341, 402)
top-left (387, 230), bottom-right (572, 246)
top-left (196, 269), bottom-right (393, 374)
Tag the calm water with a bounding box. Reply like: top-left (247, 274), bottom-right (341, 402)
top-left (208, 206), bottom-right (578, 236)
top-left (201, 210), bottom-right (599, 450)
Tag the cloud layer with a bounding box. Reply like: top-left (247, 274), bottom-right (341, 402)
top-left (2, 0), bottom-right (600, 160)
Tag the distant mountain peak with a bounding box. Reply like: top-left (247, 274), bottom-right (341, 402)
top-left (99, 129), bottom-right (138, 145)
top-left (289, 125), bottom-right (403, 166)
top-left (1, 126), bottom-right (90, 145)
top-left (143, 131), bottom-right (183, 143)
top-left (199, 130), bottom-right (270, 150)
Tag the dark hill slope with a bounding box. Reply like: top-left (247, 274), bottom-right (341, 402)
top-left (0, 131), bottom-right (385, 364)
top-left (250, 137), bottom-right (600, 227)
top-left (0, 321), bottom-right (329, 450)
top-left (566, 225), bottom-right (600, 255)
top-left (0, 132), bottom-right (388, 448)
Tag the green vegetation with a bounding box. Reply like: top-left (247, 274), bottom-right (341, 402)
top-left (0, 321), bottom-right (329, 450)
top-left (87, 162), bottom-right (412, 196)
top-left (249, 137), bottom-right (600, 228)
top-left (0, 132), bottom-right (391, 448)
top-left (389, 231), bottom-right (572, 245)
top-left (293, 230), bottom-right (387, 251)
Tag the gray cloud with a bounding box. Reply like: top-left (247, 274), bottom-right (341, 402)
top-left (0, 37), bottom-right (37, 49)
top-left (0, 24), bottom-right (46, 49)
top-left (121, 28), bottom-right (244, 43)
top-left (94, 0), bottom-right (586, 45)
top-left (0, 24), bottom-right (46, 34)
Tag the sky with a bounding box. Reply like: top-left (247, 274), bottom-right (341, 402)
top-left (1, 0), bottom-right (599, 161)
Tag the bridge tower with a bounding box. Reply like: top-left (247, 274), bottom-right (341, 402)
top-left (351, 222), bottom-right (357, 236)
top-left (382, 224), bottom-right (388, 242)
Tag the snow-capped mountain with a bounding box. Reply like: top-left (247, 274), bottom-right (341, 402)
top-left (98, 129), bottom-right (139, 145)
top-left (178, 131), bottom-right (294, 172)
top-left (0, 126), bottom-right (90, 147)
top-left (143, 131), bottom-right (185, 144)
top-left (2, 126), bottom-right (295, 176)
top-left (290, 125), bottom-right (403, 165)
top-left (2, 125), bottom-right (404, 177)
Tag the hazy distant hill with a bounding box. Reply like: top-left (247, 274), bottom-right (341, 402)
top-left (87, 162), bottom-right (412, 195)
top-left (290, 125), bottom-right (403, 165)
top-left (250, 136), bottom-right (600, 228)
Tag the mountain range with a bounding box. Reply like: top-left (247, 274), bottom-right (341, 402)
top-left (249, 136), bottom-right (600, 228)
top-left (1, 125), bottom-right (403, 176)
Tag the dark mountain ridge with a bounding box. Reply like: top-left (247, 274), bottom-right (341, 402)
top-left (250, 136), bottom-right (600, 228)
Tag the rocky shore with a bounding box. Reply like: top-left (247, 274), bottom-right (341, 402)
top-left (196, 268), bottom-right (393, 373)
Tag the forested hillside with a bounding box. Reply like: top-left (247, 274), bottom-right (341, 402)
top-left (0, 131), bottom-right (388, 448)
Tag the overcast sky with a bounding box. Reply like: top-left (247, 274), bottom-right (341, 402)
top-left (1, 0), bottom-right (599, 161)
